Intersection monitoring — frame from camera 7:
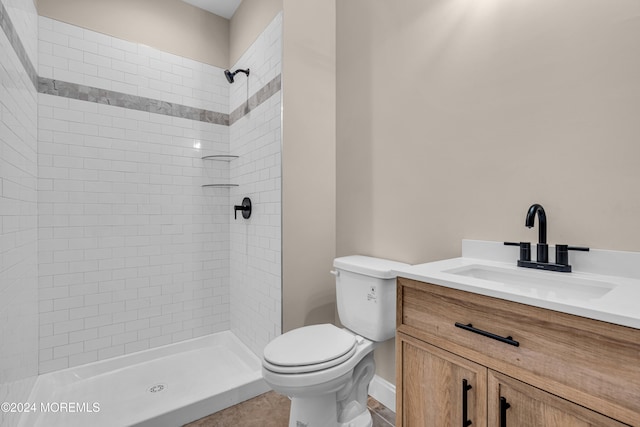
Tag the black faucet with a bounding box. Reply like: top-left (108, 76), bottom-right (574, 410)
top-left (505, 203), bottom-right (589, 273)
top-left (525, 203), bottom-right (548, 263)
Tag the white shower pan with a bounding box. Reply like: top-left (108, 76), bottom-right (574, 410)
top-left (20, 331), bottom-right (269, 427)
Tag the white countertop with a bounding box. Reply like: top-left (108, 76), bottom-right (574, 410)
top-left (392, 240), bottom-right (640, 330)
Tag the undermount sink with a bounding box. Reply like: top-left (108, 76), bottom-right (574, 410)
top-left (444, 264), bottom-right (616, 301)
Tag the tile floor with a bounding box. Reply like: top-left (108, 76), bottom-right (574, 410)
top-left (184, 391), bottom-right (396, 427)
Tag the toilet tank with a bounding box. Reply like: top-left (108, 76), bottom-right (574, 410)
top-left (333, 256), bottom-right (409, 342)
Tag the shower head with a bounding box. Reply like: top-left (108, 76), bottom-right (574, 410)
top-left (224, 69), bottom-right (234, 83)
top-left (224, 68), bottom-right (250, 84)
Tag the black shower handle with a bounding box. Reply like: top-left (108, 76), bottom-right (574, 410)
top-left (234, 197), bottom-right (252, 219)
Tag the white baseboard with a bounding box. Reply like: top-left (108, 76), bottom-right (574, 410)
top-left (369, 375), bottom-right (396, 412)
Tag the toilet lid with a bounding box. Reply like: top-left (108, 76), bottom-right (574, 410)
top-left (263, 324), bottom-right (357, 371)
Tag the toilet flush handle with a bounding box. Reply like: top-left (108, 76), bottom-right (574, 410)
top-left (330, 270), bottom-right (340, 277)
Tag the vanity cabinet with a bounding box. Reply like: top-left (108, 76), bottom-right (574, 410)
top-left (396, 277), bottom-right (640, 427)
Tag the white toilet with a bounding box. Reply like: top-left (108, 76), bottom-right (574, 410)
top-left (262, 255), bottom-right (408, 427)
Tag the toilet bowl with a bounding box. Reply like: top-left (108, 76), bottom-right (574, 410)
top-left (262, 256), bottom-right (409, 427)
top-left (262, 324), bottom-right (375, 396)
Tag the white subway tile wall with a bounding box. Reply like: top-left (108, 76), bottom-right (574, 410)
top-left (36, 18), bottom-right (237, 373)
top-left (229, 13), bottom-right (282, 357)
top-left (38, 16), bottom-right (229, 114)
top-left (0, 0), bottom-right (39, 424)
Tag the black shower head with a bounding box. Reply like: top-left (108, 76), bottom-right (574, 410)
top-left (224, 69), bottom-right (234, 83)
top-left (224, 68), bottom-right (250, 84)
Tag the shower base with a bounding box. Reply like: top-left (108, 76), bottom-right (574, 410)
top-left (19, 331), bottom-right (269, 427)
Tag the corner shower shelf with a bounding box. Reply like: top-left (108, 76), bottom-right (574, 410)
top-left (201, 184), bottom-right (239, 188)
top-left (201, 155), bottom-right (239, 161)
top-left (201, 155), bottom-right (239, 187)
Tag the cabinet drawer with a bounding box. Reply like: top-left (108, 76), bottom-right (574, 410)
top-left (397, 277), bottom-right (640, 426)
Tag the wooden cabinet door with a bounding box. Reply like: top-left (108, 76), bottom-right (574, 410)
top-left (397, 333), bottom-right (487, 427)
top-left (488, 371), bottom-right (629, 427)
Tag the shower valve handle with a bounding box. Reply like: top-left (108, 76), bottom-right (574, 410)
top-left (234, 197), bottom-right (252, 219)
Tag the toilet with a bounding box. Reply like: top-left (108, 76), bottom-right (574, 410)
top-left (262, 255), bottom-right (409, 427)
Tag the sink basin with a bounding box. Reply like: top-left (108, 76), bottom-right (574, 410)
top-left (444, 264), bottom-right (616, 301)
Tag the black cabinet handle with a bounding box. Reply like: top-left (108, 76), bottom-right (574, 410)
top-left (462, 379), bottom-right (472, 427)
top-left (454, 323), bottom-right (520, 347)
top-left (500, 397), bottom-right (511, 427)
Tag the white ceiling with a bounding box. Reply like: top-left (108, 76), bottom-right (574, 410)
top-left (181, 0), bottom-right (242, 19)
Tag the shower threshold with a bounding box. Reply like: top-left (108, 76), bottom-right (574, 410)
top-left (19, 331), bottom-right (269, 427)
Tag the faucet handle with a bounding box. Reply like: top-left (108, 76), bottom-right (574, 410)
top-left (555, 245), bottom-right (590, 266)
top-left (504, 241), bottom-right (531, 262)
top-left (555, 245), bottom-right (569, 266)
top-left (568, 246), bottom-right (590, 252)
top-left (519, 242), bottom-right (532, 262)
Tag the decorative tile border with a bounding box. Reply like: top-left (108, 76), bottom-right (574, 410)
top-left (0, 0), bottom-right (38, 88)
top-left (229, 74), bottom-right (282, 126)
top-left (38, 77), bottom-right (231, 125)
top-left (37, 75), bottom-right (281, 126)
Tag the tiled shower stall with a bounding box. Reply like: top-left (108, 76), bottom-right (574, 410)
top-left (1, 0), bottom-right (281, 423)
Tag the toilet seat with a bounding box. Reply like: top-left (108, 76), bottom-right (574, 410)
top-left (263, 324), bottom-right (358, 374)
